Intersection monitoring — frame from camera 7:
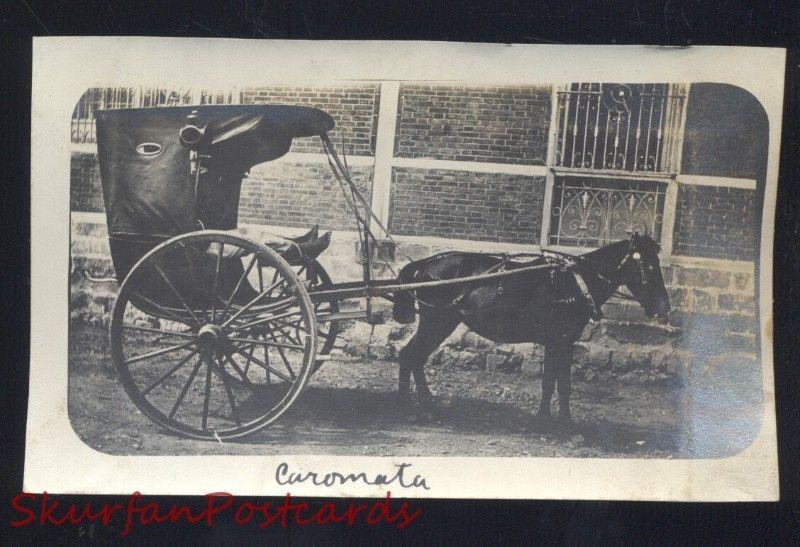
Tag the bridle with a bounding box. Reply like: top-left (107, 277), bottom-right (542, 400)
top-left (576, 244), bottom-right (650, 303)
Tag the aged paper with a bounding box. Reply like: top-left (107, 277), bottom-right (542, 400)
top-left (27, 38), bottom-right (782, 500)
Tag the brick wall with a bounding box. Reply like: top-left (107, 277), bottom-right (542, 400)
top-left (239, 161), bottom-right (374, 231)
top-left (70, 152), bottom-right (103, 212)
top-left (672, 185), bottom-right (758, 261)
top-left (390, 168), bottom-right (545, 243)
top-left (241, 85), bottom-right (380, 156)
top-left (395, 85), bottom-right (551, 164)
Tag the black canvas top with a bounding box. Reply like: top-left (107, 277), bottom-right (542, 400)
top-left (95, 105), bottom-right (335, 238)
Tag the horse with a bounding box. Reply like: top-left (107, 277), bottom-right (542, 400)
top-left (391, 232), bottom-right (671, 424)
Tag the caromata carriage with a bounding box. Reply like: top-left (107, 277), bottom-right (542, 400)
top-left (94, 105), bottom-right (612, 440)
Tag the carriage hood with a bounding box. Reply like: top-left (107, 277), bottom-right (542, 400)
top-left (95, 105), bottom-right (335, 238)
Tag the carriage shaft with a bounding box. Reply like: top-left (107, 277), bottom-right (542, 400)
top-left (309, 262), bottom-right (558, 303)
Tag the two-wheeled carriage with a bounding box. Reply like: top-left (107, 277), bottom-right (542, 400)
top-left (94, 105), bottom-right (573, 440)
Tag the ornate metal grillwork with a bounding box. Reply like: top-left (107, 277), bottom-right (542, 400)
top-left (548, 176), bottom-right (667, 247)
top-left (553, 83), bottom-right (687, 174)
top-left (71, 87), bottom-right (241, 143)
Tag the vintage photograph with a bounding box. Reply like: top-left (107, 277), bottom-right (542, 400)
top-left (26, 40), bottom-right (782, 500)
top-left (68, 79), bottom-right (766, 458)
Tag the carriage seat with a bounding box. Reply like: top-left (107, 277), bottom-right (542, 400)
top-left (263, 225), bottom-right (331, 266)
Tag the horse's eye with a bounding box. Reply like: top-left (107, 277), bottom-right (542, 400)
top-left (632, 252), bottom-right (641, 260)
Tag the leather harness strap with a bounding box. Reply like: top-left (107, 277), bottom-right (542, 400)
top-left (572, 270), bottom-right (603, 320)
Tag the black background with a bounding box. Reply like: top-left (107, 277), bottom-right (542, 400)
top-left (2, 1), bottom-right (799, 543)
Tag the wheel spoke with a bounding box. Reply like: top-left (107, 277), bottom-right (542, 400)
top-left (215, 352), bottom-right (242, 427)
top-left (222, 352), bottom-right (258, 393)
top-left (168, 355), bottom-right (203, 419)
top-left (222, 296), bottom-right (300, 331)
top-left (264, 344), bottom-right (271, 384)
top-left (228, 336), bottom-right (305, 352)
top-left (211, 243), bottom-right (224, 322)
top-left (220, 280), bottom-right (292, 329)
top-left (124, 340), bottom-right (196, 365)
top-left (265, 329), bottom-right (297, 380)
top-left (152, 262), bottom-right (201, 326)
top-left (227, 307), bottom-right (303, 335)
top-left (141, 349), bottom-right (200, 396)
top-left (230, 347), bottom-right (293, 383)
top-left (180, 242), bottom-right (209, 320)
top-left (130, 292), bottom-right (195, 326)
top-left (218, 254), bottom-right (258, 324)
top-left (266, 316), bottom-right (308, 334)
top-left (122, 324), bottom-right (195, 340)
top-left (201, 355), bottom-right (214, 430)
top-left (242, 343), bottom-right (255, 375)
top-left (231, 316), bottom-right (307, 344)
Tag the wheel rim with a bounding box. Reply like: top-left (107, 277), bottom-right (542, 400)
top-left (293, 258), bottom-right (339, 373)
top-left (110, 231), bottom-right (316, 440)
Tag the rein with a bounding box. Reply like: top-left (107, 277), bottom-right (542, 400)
top-left (572, 252), bottom-right (640, 303)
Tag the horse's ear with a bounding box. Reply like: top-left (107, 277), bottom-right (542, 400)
top-left (644, 226), bottom-right (650, 238)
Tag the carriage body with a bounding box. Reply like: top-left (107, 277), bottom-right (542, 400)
top-left (96, 105), bottom-right (334, 282)
top-left (95, 105), bottom-right (343, 439)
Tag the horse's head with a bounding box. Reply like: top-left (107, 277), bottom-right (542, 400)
top-left (618, 232), bottom-right (671, 322)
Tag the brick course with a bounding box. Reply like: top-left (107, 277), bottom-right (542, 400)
top-left (672, 184), bottom-right (757, 261)
top-left (390, 167), bottom-right (545, 243)
top-left (239, 161), bottom-right (374, 231)
top-left (395, 85), bottom-right (551, 164)
top-left (70, 152), bottom-right (103, 212)
top-left (240, 85), bottom-right (380, 156)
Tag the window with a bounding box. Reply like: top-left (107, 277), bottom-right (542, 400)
top-left (548, 176), bottom-right (667, 247)
top-left (547, 83), bottom-right (687, 248)
top-left (71, 87), bottom-right (241, 143)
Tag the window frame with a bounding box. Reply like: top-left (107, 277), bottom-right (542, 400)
top-left (540, 82), bottom-right (689, 256)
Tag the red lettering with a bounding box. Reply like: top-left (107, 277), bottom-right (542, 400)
top-left (313, 502), bottom-right (346, 525)
top-left (10, 493), bottom-right (36, 527)
top-left (365, 492), bottom-right (395, 526)
top-left (261, 502), bottom-right (284, 529)
top-left (204, 493), bottom-right (234, 526)
top-left (396, 501), bottom-right (423, 530)
top-left (121, 491), bottom-right (142, 537)
top-left (275, 494), bottom-right (293, 528)
top-left (165, 503), bottom-right (205, 525)
top-left (292, 501), bottom-right (313, 526)
top-left (234, 501), bottom-right (257, 525)
top-left (39, 492), bottom-right (70, 526)
top-left (342, 501), bottom-right (368, 526)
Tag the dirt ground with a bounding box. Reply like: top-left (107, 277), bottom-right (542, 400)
top-left (68, 323), bottom-right (683, 458)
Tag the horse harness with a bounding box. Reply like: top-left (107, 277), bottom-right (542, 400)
top-left (416, 252), bottom-right (602, 321)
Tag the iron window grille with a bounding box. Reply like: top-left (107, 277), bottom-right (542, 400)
top-left (71, 87), bottom-right (241, 143)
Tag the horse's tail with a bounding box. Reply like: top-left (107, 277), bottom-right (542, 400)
top-left (392, 261), bottom-right (420, 323)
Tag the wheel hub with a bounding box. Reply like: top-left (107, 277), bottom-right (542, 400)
top-left (197, 323), bottom-right (225, 350)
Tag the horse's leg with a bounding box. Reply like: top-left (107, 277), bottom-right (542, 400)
top-left (554, 343), bottom-right (575, 424)
top-left (538, 344), bottom-right (557, 418)
top-left (398, 340), bottom-right (414, 404)
top-left (401, 312), bottom-right (459, 407)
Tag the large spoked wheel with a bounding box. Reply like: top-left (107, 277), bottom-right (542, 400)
top-left (110, 231), bottom-right (317, 441)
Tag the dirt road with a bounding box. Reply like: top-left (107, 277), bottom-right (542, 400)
top-left (68, 324), bottom-right (682, 458)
